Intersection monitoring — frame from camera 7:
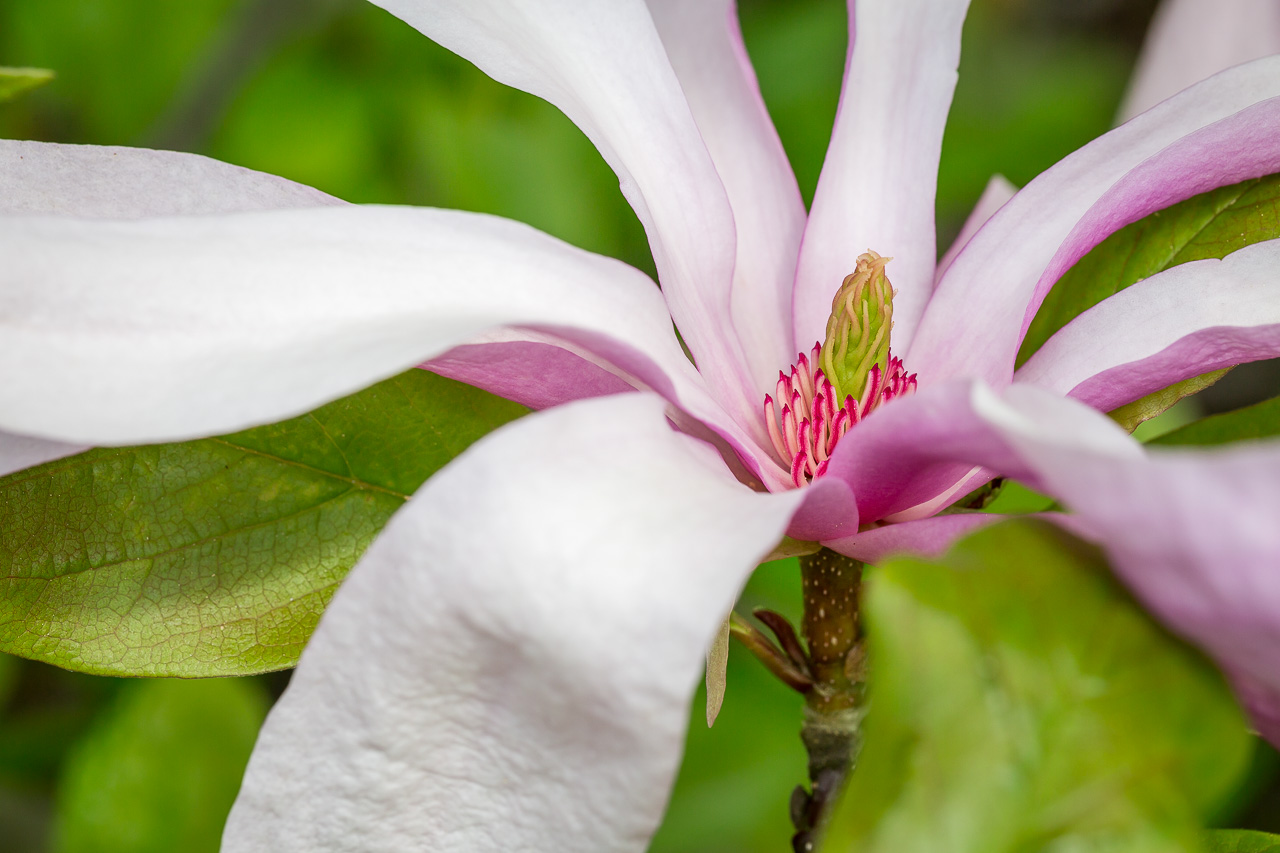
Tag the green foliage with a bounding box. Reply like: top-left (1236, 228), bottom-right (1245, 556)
top-left (0, 66), bottom-right (53, 101)
top-left (1206, 830), bottom-right (1280, 853)
top-left (0, 370), bottom-right (525, 677)
top-left (52, 678), bottom-right (266, 853)
top-left (1208, 829), bottom-right (1280, 850)
top-left (1021, 174), bottom-right (1280, 365)
top-left (1152, 396), bottom-right (1280, 447)
top-left (822, 521), bottom-right (1251, 853)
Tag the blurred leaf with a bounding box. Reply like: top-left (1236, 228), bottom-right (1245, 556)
top-left (978, 478), bottom-right (1056, 514)
top-left (0, 0), bottom-right (235, 142)
top-left (52, 678), bottom-right (266, 853)
top-left (0, 66), bottom-right (53, 101)
top-left (1020, 174), bottom-right (1280, 366)
top-left (822, 521), bottom-right (1251, 853)
top-left (0, 370), bottom-right (524, 677)
top-left (1152, 396), bottom-right (1280, 447)
top-left (1206, 830), bottom-right (1280, 852)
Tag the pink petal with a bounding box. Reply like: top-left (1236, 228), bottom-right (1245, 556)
top-left (823, 512), bottom-right (1007, 563)
top-left (424, 340), bottom-right (635, 411)
top-left (791, 0), bottom-right (968, 353)
top-left (1, 139), bottom-right (341, 216)
top-left (1118, 0), bottom-right (1280, 123)
top-left (913, 57), bottom-right (1280, 387)
top-left (644, 0), bottom-right (807, 390)
top-left (368, 0), bottom-right (761, 428)
top-left (786, 474), bottom-right (861, 544)
top-left (223, 394), bottom-right (803, 851)
top-left (819, 382), bottom-right (996, 526)
top-left (1017, 241), bottom-right (1280, 411)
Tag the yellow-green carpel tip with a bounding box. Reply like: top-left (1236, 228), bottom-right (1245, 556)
top-left (821, 251), bottom-right (894, 403)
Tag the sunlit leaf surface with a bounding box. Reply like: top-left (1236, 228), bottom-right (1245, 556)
top-left (0, 370), bottom-right (524, 677)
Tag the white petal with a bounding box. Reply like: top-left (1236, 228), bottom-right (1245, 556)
top-left (791, 0), bottom-right (970, 352)
top-left (1, 140), bottom-right (341, 216)
top-left (1118, 0), bottom-right (1280, 123)
top-left (0, 431), bottom-right (87, 478)
top-left (1016, 240), bottom-right (1280, 410)
top-left (934, 174), bottom-right (1017, 284)
top-left (0, 206), bottom-right (754, 462)
top-left (222, 393), bottom-right (802, 852)
top-left (367, 0), bottom-right (762, 427)
top-left (645, 0), bottom-right (808, 388)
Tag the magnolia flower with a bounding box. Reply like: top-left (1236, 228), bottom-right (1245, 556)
top-left (3, 0), bottom-right (1280, 849)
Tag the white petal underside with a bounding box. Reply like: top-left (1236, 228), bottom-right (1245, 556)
top-left (0, 205), bottom-right (740, 454)
top-left (222, 394), bottom-right (801, 852)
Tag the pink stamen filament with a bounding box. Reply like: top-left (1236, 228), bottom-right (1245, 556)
top-left (763, 342), bottom-right (917, 488)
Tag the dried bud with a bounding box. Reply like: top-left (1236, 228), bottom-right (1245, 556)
top-left (820, 251), bottom-right (894, 402)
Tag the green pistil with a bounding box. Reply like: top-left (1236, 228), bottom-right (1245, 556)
top-left (820, 251), bottom-right (894, 402)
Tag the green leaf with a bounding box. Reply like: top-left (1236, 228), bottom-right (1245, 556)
top-left (0, 67), bottom-right (54, 102)
top-left (1151, 395), bottom-right (1280, 447)
top-left (822, 520), bottom-right (1251, 853)
top-left (52, 678), bottom-right (266, 853)
top-left (0, 369), bottom-right (525, 677)
top-left (1206, 830), bottom-right (1280, 853)
top-left (1020, 173), bottom-right (1280, 366)
top-left (1112, 370), bottom-right (1230, 434)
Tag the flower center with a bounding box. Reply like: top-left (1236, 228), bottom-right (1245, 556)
top-left (763, 251), bottom-right (917, 488)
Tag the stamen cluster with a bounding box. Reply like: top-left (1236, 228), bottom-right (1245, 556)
top-left (764, 342), bottom-right (917, 488)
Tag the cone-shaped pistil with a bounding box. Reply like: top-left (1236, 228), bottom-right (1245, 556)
top-left (821, 251), bottom-right (894, 403)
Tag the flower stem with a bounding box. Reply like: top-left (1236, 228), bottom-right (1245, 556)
top-left (791, 548), bottom-right (866, 853)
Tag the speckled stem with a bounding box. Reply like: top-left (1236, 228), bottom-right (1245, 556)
top-left (791, 548), bottom-right (866, 853)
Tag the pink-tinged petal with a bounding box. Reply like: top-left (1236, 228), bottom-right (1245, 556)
top-left (0, 206), bottom-right (766, 474)
top-left (424, 339), bottom-right (636, 411)
top-left (787, 468), bottom-right (860, 542)
top-left (824, 512), bottom-right (1008, 563)
top-left (967, 384), bottom-right (1280, 746)
top-left (1017, 241), bottom-right (1280, 411)
top-left (645, 0), bottom-right (807, 390)
top-left (222, 394), bottom-right (802, 851)
top-left (792, 0), bottom-right (969, 353)
top-left (914, 57), bottom-right (1280, 387)
top-left (1, 140), bottom-right (341, 216)
top-left (425, 331), bottom-right (791, 491)
top-left (934, 174), bottom-right (1017, 284)
top-left (367, 0), bottom-right (762, 428)
top-left (1118, 0), bottom-right (1280, 123)
top-left (0, 431), bottom-right (87, 478)
top-left (818, 383), bottom-right (996, 526)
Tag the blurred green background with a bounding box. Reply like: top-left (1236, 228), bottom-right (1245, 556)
top-left (3, 0), bottom-right (1273, 850)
